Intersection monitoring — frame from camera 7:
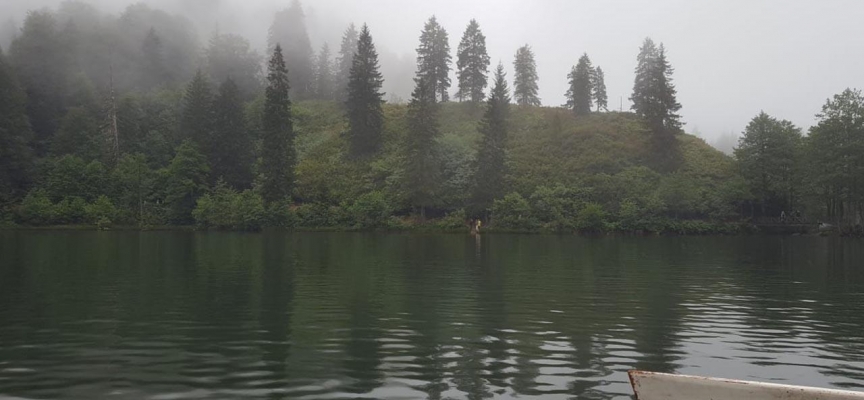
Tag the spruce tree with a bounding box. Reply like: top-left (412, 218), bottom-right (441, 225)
top-left (416, 16), bottom-right (452, 102)
top-left (345, 24), bottom-right (385, 158)
top-left (565, 53), bottom-right (594, 116)
top-left (335, 23), bottom-right (359, 102)
top-left (205, 33), bottom-right (263, 100)
top-left (261, 45), bottom-right (295, 205)
top-left (165, 140), bottom-right (209, 223)
top-left (513, 44), bottom-right (540, 106)
top-left (10, 11), bottom-right (71, 155)
top-left (0, 46), bottom-right (34, 203)
top-left (140, 28), bottom-right (167, 89)
top-left (180, 70), bottom-right (214, 150)
top-left (211, 78), bottom-right (254, 189)
top-left (313, 43), bottom-right (334, 100)
top-left (403, 76), bottom-right (441, 220)
top-left (592, 66), bottom-right (608, 111)
top-left (268, 0), bottom-right (313, 100)
top-left (471, 63), bottom-right (510, 217)
top-left (455, 19), bottom-right (490, 103)
top-left (631, 38), bottom-right (682, 170)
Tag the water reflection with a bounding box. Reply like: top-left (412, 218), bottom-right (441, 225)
top-left (1, 232), bottom-right (864, 399)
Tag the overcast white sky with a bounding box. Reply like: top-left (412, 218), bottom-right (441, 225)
top-left (5, 0), bottom-right (864, 141)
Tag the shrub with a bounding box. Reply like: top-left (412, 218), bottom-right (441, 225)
top-left (436, 209), bottom-right (468, 230)
top-left (18, 190), bottom-right (55, 226)
top-left (55, 196), bottom-right (88, 224)
top-left (192, 184), bottom-right (265, 231)
top-left (348, 191), bottom-right (391, 229)
top-left (85, 195), bottom-right (118, 226)
top-left (491, 192), bottom-right (538, 230)
top-left (576, 202), bottom-right (606, 233)
top-left (294, 203), bottom-right (336, 228)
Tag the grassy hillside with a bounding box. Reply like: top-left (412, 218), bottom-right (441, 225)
top-left (284, 101), bottom-right (742, 233)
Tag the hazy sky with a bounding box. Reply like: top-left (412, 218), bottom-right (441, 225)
top-left (5, 0), bottom-right (864, 141)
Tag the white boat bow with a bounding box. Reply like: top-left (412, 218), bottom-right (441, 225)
top-left (629, 370), bottom-right (864, 400)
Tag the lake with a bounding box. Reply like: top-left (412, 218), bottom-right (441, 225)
top-left (1, 232), bottom-right (864, 399)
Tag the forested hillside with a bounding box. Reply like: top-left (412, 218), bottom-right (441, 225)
top-left (1, 1), bottom-right (863, 233)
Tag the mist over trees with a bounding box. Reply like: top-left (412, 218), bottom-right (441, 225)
top-left (1, 0), bottom-right (863, 233)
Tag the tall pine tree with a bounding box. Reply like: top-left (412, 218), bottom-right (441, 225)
top-left (631, 38), bottom-right (682, 170)
top-left (261, 45), bottom-right (295, 205)
top-left (402, 76), bottom-right (441, 220)
top-left (345, 24), bottom-right (385, 158)
top-left (513, 44), bottom-right (540, 106)
top-left (416, 16), bottom-right (452, 103)
top-left (268, 0), bottom-right (313, 100)
top-left (471, 63), bottom-right (510, 217)
top-left (0, 46), bottom-right (34, 203)
top-left (335, 23), bottom-right (359, 102)
top-left (565, 53), bottom-right (594, 116)
top-left (455, 19), bottom-right (490, 103)
top-left (313, 43), bottom-right (334, 100)
top-left (180, 70), bottom-right (214, 150)
top-left (592, 66), bottom-right (608, 111)
top-left (211, 78), bottom-right (254, 189)
top-left (205, 33), bottom-right (263, 100)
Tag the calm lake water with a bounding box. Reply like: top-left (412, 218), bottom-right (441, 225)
top-left (1, 232), bottom-right (864, 399)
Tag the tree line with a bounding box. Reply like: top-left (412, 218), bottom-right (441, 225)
top-left (1, 1), bottom-right (862, 232)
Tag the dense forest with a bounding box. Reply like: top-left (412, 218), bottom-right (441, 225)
top-left (1, 1), bottom-right (863, 234)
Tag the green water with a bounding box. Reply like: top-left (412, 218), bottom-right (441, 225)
top-left (1, 232), bottom-right (864, 399)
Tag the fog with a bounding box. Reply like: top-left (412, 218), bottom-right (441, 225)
top-left (4, 0), bottom-right (863, 142)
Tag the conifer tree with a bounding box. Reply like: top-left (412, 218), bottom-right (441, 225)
top-left (455, 19), bottom-right (490, 103)
top-left (0, 46), bottom-right (34, 202)
top-left (631, 38), bottom-right (682, 169)
top-left (180, 70), bottom-right (214, 150)
top-left (211, 78), bottom-right (253, 189)
top-left (205, 33), bottom-right (263, 100)
top-left (565, 53), bottom-right (594, 116)
top-left (268, 0), bottom-right (313, 100)
top-left (592, 66), bottom-right (608, 111)
top-left (140, 28), bottom-right (167, 89)
top-left (313, 43), bottom-right (334, 100)
top-left (513, 44), bottom-right (540, 106)
top-left (345, 24), bottom-right (385, 158)
top-left (416, 16), bottom-right (452, 102)
top-left (165, 140), bottom-right (209, 223)
top-left (402, 76), bottom-right (441, 220)
top-left (471, 63), bottom-right (510, 217)
top-left (261, 45), bottom-right (295, 205)
top-left (335, 23), bottom-right (359, 102)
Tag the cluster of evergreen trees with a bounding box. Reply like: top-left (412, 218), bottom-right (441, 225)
top-left (1, 1), bottom-right (863, 232)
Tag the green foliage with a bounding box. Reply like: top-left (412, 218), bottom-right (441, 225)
top-left (631, 38), bottom-right (682, 171)
top-left (348, 191), bottom-right (391, 229)
top-left (205, 33), bottom-right (262, 100)
top-left (0, 46), bottom-right (34, 203)
top-left (416, 16), bottom-right (452, 102)
top-left (455, 19), bottom-right (490, 103)
top-left (576, 203), bottom-right (606, 233)
top-left (402, 76), bottom-right (441, 218)
top-left (211, 78), bottom-right (254, 189)
top-left (268, 0), bottom-right (314, 100)
top-left (163, 140), bottom-right (209, 223)
top-left (181, 70), bottom-right (214, 148)
top-left (566, 53), bottom-right (594, 116)
top-left (50, 106), bottom-right (102, 160)
top-left (193, 182), bottom-right (265, 230)
top-left (471, 65), bottom-right (510, 216)
top-left (335, 24), bottom-right (359, 102)
top-left (18, 189), bottom-right (55, 225)
top-left (85, 195), bottom-right (118, 225)
top-left (436, 209), bottom-right (467, 230)
top-left (592, 66), bottom-right (608, 112)
top-left (55, 196), bottom-right (87, 224)
top-left (513, 45), bottom-right (540, 106)
top-left (346, 24), bottom-right (385, 158)
top-left (529, 184), bottom-right (586, 231)
top-left (734, 112), bottom-right (803, 217)
top-left (261, 45), bottom-right (296, 204)
top-left (491, 192), bottom-right (536, 230)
